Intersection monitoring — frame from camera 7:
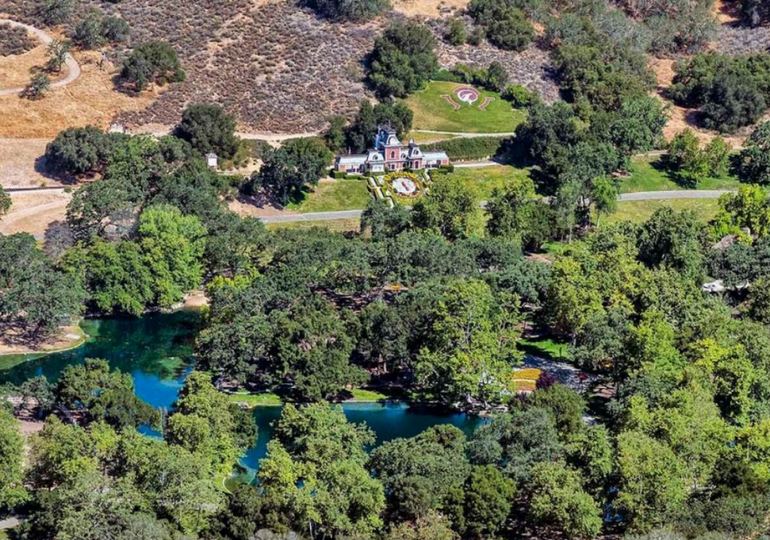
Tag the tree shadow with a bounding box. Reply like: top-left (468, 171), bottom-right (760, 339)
top-left (43, 220), bottom-right (74, 260)
top-left (649, 155), bottom-right (700, 189)
top-left (236, 190), bottom-right (288, 211)
top-left (33, 154), bottom-right (78, 184)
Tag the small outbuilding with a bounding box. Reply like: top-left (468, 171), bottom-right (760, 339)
top-left (206, 153), bottom-right (219, 169)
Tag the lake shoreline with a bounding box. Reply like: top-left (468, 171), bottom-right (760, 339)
top-left (0, 323), bottom-right (88, 367)
top-left (0, 290), bottom-right (207, 361)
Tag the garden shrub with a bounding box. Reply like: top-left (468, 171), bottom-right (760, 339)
top-left (663, 130), bottom-right (731, 188)
top-left (502, 84), bottom-right (538, 107)
top-left (444, 62), bottom-right (509, 92)
top-left (423, 137), bottom-right (504, 161)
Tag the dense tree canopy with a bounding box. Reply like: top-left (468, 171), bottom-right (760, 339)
top-left (670, 52), bottom-right (770, 132)
top-left (175, 103), bottom-right (239, 159)
top-left (251, 137), bottom-right (332, 205)
top-left (367, 22), bottom-right (438, 97)
top-left (121, 41), bottom-right (185, 91)
top-left (300, 0), bottom-right (390, 20)
top-left (0, 233), bottom-right (84, 340)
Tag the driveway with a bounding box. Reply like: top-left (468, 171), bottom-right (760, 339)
top-left (0, 19), bottom-right (81, 96)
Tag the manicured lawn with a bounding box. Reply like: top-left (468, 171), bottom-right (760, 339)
top-left (223, 388), bottom-right (389, 408)
top-left (519, 337), bottom-right (570, 361)
top-left (267, 218), bottom-right (361, 232)
top-left (405, 131), bottom-right (460, 144)
top-left (347, 388), bottom-right (388, 402)
top-left (286, 179), bottom-right (370, 213)
top-left (606, 199), bottom-right (721, 224)
top-left (403, 81), bottom-right (526, 133)
top-left (225, 392), bottom-right (282, 408)
top-left (620, 156), bottom-right (741, 194)
top-left (431, 164), bottom-right (533, 200)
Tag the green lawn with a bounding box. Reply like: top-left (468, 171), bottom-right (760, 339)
top-left (519, 337), bottom-right (570, 361)
top-left (403, 81), bottom-right (526, 133)
top-left (225, 392), bottom-right (282, 408)
top-left (405, 131), bottom-right (460, 144)
top-left (620, 156), bottom-right (741, 194)
top-left (347, 388), bottom-right (388, 402)
top-left (223, 388), bottom-right (389, 408)
top-left (431, 164), bottom-right (533, 200)
top-left (286, 179), bottom-right (370, 213)
top-left (606, 199), bottom-right (721, 224)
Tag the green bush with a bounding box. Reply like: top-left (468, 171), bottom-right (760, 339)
top-left (439, 62), bottom-right (509, 93)
top-left (445, 18), bottom-right (467, 45)
top-left (467, 0), bottom-right (534, 51)
top-left (670, 53), bottom-right (770, 133)
top-left (367, 22), bottom-right (438, 98)
top-left (502, 83), bottom-right (537, 107)
top-left (300, 0), bottom-right (389, 21)
top-left (423, 137), bottom-right (503, 161)
top-left (120, 41), bottom-right (185, 92)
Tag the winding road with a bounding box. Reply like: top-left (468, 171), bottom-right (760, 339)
top-left (0, 19), bottom-right (81, 97)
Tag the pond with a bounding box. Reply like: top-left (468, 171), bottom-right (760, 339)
top-left (0, 313), bottom-right (484, 476)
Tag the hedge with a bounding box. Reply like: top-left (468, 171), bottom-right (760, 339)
top-left (422, 136), bottom-right (505, 161)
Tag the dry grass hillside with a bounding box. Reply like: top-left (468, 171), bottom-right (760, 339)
top-left (0, 0), bottom-right (562, 134)
top-left (0, 49), bottom-right (162, 138)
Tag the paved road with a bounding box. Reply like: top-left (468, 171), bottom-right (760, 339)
top-left (261, 209), bottom-right (364, 223)
top-left (0, 517), bottom-right (21, 530)
top-left (259, 190), bottom-right (732, 224)
top-left (618, 190), bottom-right (731, 201)
top-left (0, 19), bottom-right (82, 96)
top-left (138, 127), bottom-right (323, 144)
top-left (455, 160), bottom-right (498, 168)
top-left (411, 129), bottom-right (517, 138)
top-left (134, 128), bottom-right (514, 143)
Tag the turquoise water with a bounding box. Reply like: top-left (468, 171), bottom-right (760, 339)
top-left (0, 311), bottom-right (201, 409)
top-left (235, 402), bottom-right (486, 484)
top-left (0, 313), bottom-right (482, 476)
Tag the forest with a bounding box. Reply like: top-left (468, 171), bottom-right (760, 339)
top-left (3, 0), bottom-right (770, 538)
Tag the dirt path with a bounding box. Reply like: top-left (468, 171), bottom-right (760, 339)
top-left (0, 19), bottom-right (81, 96)
top-left (0, 190), bottom-right (70, 239)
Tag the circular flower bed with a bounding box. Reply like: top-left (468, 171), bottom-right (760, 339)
top-left (382, 172), bottom-right (423, 199)
top-left (456, 86), bottom-right (480, 105)
top-left (392, 177), bottom-right (417, 196)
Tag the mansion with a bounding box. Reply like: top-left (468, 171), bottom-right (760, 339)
top-left (335, 125), bottom-right (450, 174)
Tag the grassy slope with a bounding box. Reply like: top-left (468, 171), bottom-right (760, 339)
top-left (606, 199), bottom-right (721, 224)
top-left (224, 388), bottom-right (388, 409)
top-left (620, 156), bottom-right (741, 193)
top-left (267, 218), bottom-right (361, 232)
top-left (404, 81), bottom-right (526, 133)
top-left (431, 164), bottom-right (533, 200)
top-left (286, 179), bottom-right (370, 213)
